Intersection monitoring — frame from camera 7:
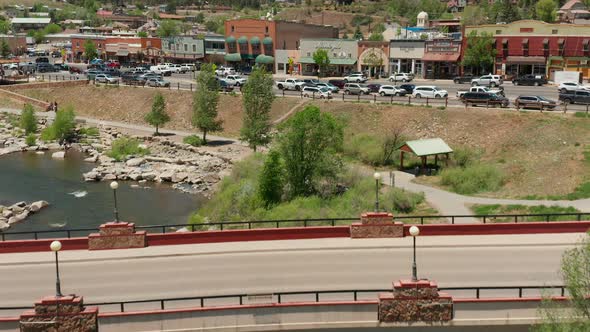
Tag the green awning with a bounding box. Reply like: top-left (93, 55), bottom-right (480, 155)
top-left (250, 36), bottom-right (260, 45)
top-left (241, 53), bottom-right (255, 60)
top-left (298, 57), bottom-right (356, 65)
top-left (238, 36), bottom-right (248, 44)
top-left (263, 37), bottom-right (273, 45)
top-left (255, 55), bottom-right (274, 64)
top-left (224, 53), bottom-right (241, 62)
top-left (226, 36), bottom-right (236, 43)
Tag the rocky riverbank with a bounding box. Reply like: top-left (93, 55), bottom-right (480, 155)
top-left (0, 113), bottom-right (60, 155)
top-left (0, 201), bottom-right (49, 231)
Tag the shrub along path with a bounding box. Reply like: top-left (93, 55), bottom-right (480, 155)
top-left (381, 171), bottom-right (590, 223)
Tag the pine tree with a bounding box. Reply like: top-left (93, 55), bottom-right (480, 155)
top-left (144, 93), bottom-right (170, 135)
top-left (240, 66), bottom-right (274, 152)
top-left (192, 63), bottom-right (222, 143)
top-left (258, 150), bottom-right (284, 207)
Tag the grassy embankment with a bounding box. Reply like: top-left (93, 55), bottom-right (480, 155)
top-left (470, 204), bottom-right (586, 222)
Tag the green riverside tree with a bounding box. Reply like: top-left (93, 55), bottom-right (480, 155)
top-left (240, 66), bottom-right (274, 152)
top-left (192, 63), bottom-right (222, 143)
top-left (312, 49), bottom-right (330, 77)
top-left (461, 31), bottom-right (497, 75)
top-left (0, 40), bottom-right (10, 58)
top-left (536, 0), bottom-right (558, 23)
top-left (533, 232), bottom-right (590, 331)
top-left (20, 103), bottom-right (37, 134)
top-left (276, 105), bottom-right (343, 198)
top-left (41, 106), bottom-right (76, 143)
top-left (144, 93), bottom-right (170, 135)
top-left (83, 39), bottom-right (98, 61)
top-left (258, 150), bottom-right (284, 207)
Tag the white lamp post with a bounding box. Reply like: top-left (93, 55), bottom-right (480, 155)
top-left (409, 226), bottom-right (420, 281)
top-left (373, 172), bottom-right (381, 212)
top-left (110, 181), bottom-right (120, 222)
top-left (50, 240), bottom-right (63, 297)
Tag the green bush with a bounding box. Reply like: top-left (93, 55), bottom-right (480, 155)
top-left (258, 151), bottom-right (284, 207)
top-left (20, 104), bottom-right (37, 134)
top-left (183, 135), bottom-right (204, 147)
top-left (40, 107), bottom-right (76, 142)
top-left (79, 127), bottom-right (99, 137)
top-left (452, 147), bottom-right (478, 168)
top-left (25, 133), bottom-right (36, 146)
top-left (106, 137), bottom-right (149, 161)
top-left (344, 134), bottom-right (383, 166)
top-left (440, 164), bottom-right (504, 194)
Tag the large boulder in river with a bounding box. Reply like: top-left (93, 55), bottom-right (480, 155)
top-left (8, 210), bottom-right (29, 225)
top-left (172, 172), bottom-right (188, 183)
top-left (126, 157), bottom-right (146, 167)
top-left (159, 170), bottom-right (174, 182)
top-left (29, 200), bottom-right (49, 213)
top-left (0, 219), bottom-right (9, 231)
top-left (142, 172), bottom-right (157, 181)
top-left (51, 151), bottom-right (65, 159)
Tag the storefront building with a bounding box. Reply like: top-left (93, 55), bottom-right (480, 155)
top-left (357, 41), bottom-right (390, 78)
top-left (389, 40), bottom-right (425, 77)
top-left (422, 38), bottom-right (461, 79)
top-left (161, 36), bottom-right (205, 63)
top-left (71, 35), bottom-right (161, 64)
top-left (298, 39), bottom-right (357, 76)
top-left (224, 19), bottom-right (338, 72)
top-left (71, 35), bottom-right (107, 62)
top-left (204, 35), bottom-right (226, 64)
top-left (465, 20), bottom-right (590, 80)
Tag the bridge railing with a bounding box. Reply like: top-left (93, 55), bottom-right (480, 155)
top-left (2, 212), bottom-right (590, 241)
top-left (0, 285), bottom-right (567, 316)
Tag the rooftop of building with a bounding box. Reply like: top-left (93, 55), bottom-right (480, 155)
top-left (11, 17), bottom-right (51, 24)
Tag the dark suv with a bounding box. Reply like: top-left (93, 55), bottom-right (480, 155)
top-left (512, 74), bottom-right (548, 86)
top-left (462, 92), bottom-right (509, 108)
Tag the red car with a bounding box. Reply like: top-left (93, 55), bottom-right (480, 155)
top-left (106, 60), bottom-right (120, 69)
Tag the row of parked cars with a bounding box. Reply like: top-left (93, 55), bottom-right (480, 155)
top-left (453, 74), bottom-right (548, 87)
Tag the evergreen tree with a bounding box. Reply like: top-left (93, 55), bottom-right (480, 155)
top-left (192, 64), bottom-right (222, 143)
top-left (144, 93), bottom-right (170, 135)
top-left (0, 40), bottom-right (10, 58)
top-left (258, 150), bottom-right (284, 207)
top-left (240, 66), bottom-right (274, 152)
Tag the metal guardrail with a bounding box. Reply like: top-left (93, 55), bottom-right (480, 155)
top-left (2, 213), bottom-right (590, 241)
top-left (0, 285), bottom-right (567, 314)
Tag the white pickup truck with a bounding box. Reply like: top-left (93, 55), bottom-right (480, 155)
top-left (215, 66), bottom-right (235, 76)
top-left (456, 86), bottom-right (505, 98)
top-left (276, 78), bottom-right (306, 91)
top-left (224, 75), bottom-right (247, 86)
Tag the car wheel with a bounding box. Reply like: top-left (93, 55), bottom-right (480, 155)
top-left (534, 82), bottom-right (539, 86)
top-left (320, 95), bottom-right (325, 99)
top-left (454, 79), bottom-right (459, 84)
top-left (278, 84), bottom-right (284, 90)
top-left (389, 78), bottom-right (394, 82)
top-left (560, 88), bottom-right (567, 93)
top-left (345, 90), bottom-right (350, 95)
top-left (490, 82), bottom-right (497, 87)
top-left (471, 82), bottom-right (478, 86)
top-left (295, 86), bottom-right (301, 91)
top-left (513, 81), bottom-right (518, 86)
top-left (380, 92), bottom-right (385, 96)
top-left (402, 79), bottom-right (407, 82)
top-left (344, 79), bottom-right (349, 83)
top-left (563, 99), bottom-right (571, 104)
top-left (415, 94), bottom-right (421, 98)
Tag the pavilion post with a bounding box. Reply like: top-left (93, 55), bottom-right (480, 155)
top-left (435, 154), bottom-right (438, 166)
top-left (400, 151), bottom-right (404, 170)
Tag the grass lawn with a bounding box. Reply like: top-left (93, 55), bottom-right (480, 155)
top-left (470, 204), bottom-right (587, 222)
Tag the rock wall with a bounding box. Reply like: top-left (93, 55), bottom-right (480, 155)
top-left (19, 295), bottom-right (98, 332)
top-left (88, 222), bottom-right (147, 250)
top-left (350, 212), bottom-right (404, 238)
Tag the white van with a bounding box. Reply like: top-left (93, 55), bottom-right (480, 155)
top-left (150, 65), bottom-right (172, 76)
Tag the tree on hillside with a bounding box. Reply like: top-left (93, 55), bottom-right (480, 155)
top-left (20, 103), bottom-right (37, 134)
top-left (461, 31), bottom-right (496, 75)
top-left (532, 232), bottom-right (590, 331)
top-left (312, 49), bottom-right (330, 77)
top-left (258, 150), bottom-right (284, 208)
top-left (368, 32), bottom-right (384, 41)
top-left (192, 63), bottom-right (222, 144)
top-left (240, 66), bottom-right (274, 152)
top-left (0, 19), bottom-right (10, 34)
top-left (145, 93), bottom-right (170, 135)
top-left (157, 20), bottom-right (179, 38)
top-left (0, 40), bottom-right (10, 58)
top-left (461, 5), bottom-right (488, 26)
top-left (44, 23), bottom-right (62, 34)
top-left (276, 105), bottom-right (343, 198)
top-left (83, 39), bottom-right (98, 61)
top-left (496, 0), bottom-right (520, 23)
top-left (536, 0), bottom-right (558, 23)
top-left (195, 12), bottom-right (205, 23)
top-left (353, 25), bottom-right (363, 40)
top-left (166, 0), bottom-right (177, 13)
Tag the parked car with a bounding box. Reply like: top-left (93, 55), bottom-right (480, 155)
top-left (139, 72), bottom-right (163, 82)
top-left (69, 66), bottom-right (82, 74)
top-left (276, 78), bottom-right (306, 91)
top-left (314, 82), bottom-right (339, 93)
top-left (515, 95), bottom-right (557, 109)
top-left (224, 75), bottom-right (247, 86)
top-left (328, 79), bottom-right (346, 89)
top-left (131, 67), bottom-right (148, 74)
top-left (145, 78), bottom-right (171, 87)
top-left (36, 63), bottom-right (56, 73)
top-left (302, 86), bottom-right (332, 99)
top-left (512, 74), bottom-right (547, 86)
top-left (462, 92), bottom-right (509, 107)
top-left (35, 57), bottom-right (49, 64)
top-left (471, 74), bottom-right (503, 87)
top-left (399, 84), bottom-right (416, 94)
top-left (559, 90), bottom-right (590, 104)
top-left (51, 51), bottom-right (61, 58)
top-left (303, 78), bottom-right (321, 86)
top-left (95, 74), bottom-right (119, 84)
top-left (218, 79), bottom-right (234, 92)
top-left (240, 67), bottom-right (253, 75)
top-left (106, 60), bottom-right (121, 69)
top-left (378, 85), bottom-right (407, 97)
top-left (103, 68), bottom-right (121, 77)
top-left (343, 83), bottom-right (370, 95)
top-left (85, 69), bottom-right (103, 79)
top-left (121, 73), bottom-right (143, 85)
top-left (558, 82), bottom-right (589, 93)
top-left (90, 58), bottom-right (103, 65)
top-left (343, 73), bottom-right (368, 83)
top-left (366, 83), bottom-right (382, 93)
top-left (53, 63), bottom-right (69, 71)
top-left (149, 65), bottom-right (172, 76)
top-left (388, 73), bottom-right (414, 82)
top-left (412, 86), bottom-right (448, 98)
top-left (179, 64), bottom-right (192, 73)
top-left (453, 75), bottom-right (475, 84)
top-left (457, 86), bottom-right (504, 99)
top-left (215, 66), bottom-right (235, 76)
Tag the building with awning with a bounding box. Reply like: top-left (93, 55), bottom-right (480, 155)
top-left (298, 39), bottom-right (357, 76)
top-left (398, 138), bottom-right (453, 172)
top-left (71, 35), bottom-right (162, 63)
top-left (224, 19), bottom-right (338, 72)
top-left (464, 20), bottom-right (590, 79)
top-left (422, 38), bottom-right (461, 79)
top-left (390, 40), bottom-right (425, 77)
top-left (161, 36), bottom-right (204, 62)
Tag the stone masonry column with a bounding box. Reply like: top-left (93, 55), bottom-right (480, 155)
top-left (378, 279), bottom-right (453, 323)
top-left (19, 295), bottom-right (98, 332)
top-left (88, 221), bottom-right (147, 250)
top-left (350, 212), bottom-right (404, 238)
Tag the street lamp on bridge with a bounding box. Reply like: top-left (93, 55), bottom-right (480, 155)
top-left (409, 226), bottom-right (420, 281)
top-left (50, 240), bottom-right (63, 297)
top-left (110, 181), bottom-right (120, 222)
top-left (373, 172), bottom-right (381, 212)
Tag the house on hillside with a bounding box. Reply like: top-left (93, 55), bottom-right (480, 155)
top-left (557, 0), bottom-right (590, 23)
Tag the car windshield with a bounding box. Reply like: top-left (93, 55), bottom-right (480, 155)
top-left (294, 79), bottom-right (303, 83)
top-left (537, 96), bottom-right (552, 101)
top-left (433, 87), bottom-right (442, 91)
top-left (320, 87), bottom-right (330, 92)
top-left (359, 84), bottom-right (368, 87)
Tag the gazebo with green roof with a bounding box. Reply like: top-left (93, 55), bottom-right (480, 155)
top-left (398, 138), bottom-right (453, 172)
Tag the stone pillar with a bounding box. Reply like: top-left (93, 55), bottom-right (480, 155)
top-left (88, 222), bottom-right (147, 250)
top-left (378, 279), bottom-right (453, 323)
top-left (350, 212), bottom-right (403, 238)
top-left (19, 295), bottom-right (98, 332)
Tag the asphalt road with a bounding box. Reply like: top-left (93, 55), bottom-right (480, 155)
top-left (0, 233), bottom-right (582, 312)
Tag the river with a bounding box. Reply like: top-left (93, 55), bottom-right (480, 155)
top-left (0, 151), bottom-right (205, 236)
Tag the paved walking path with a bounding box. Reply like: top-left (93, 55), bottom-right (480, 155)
top-left (379, 171), bottom-right (590, 223)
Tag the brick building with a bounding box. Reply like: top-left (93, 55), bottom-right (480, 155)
top-left (465, 20), bottom-right (590, 80)
top-left (223, 19), bottom-right (338, 72)
top-left (71, 35), bottom-right (162, 64)
top-left (358, 41), bottom-right (390, 77)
